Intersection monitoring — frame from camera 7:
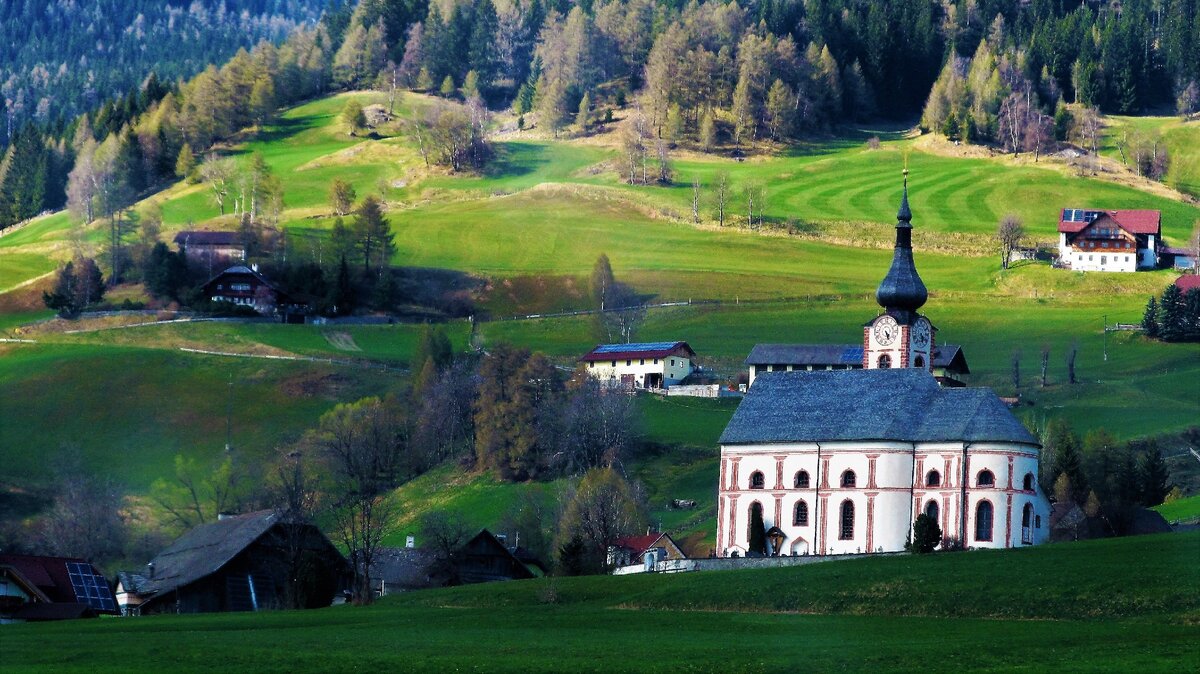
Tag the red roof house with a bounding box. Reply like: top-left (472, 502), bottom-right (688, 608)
top-left (0, 554), bottom-right (117, 621)
top-left (1057, 209), bottom-right (1162, 272)
top-left (607, 532), bottom-right (687, 569)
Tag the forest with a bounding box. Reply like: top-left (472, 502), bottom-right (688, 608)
top-left (1, 0), bottom-right (1197, 231)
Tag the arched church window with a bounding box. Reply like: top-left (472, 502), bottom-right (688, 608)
top-left (914, 355), bottom-right (925, 368)
top-left (794, 500), bottom-right (809, 526)
top-left (975, 501), bottom-right (994, 542)
top-left (794, 470), bottom-right (810, 488)
top-left (841, 470), bottom-right (856, 488)
top-left (926, 470), bottom-right (941, 487)
top-left (839, 500), bottom-right (854, 540)
top-left (925, 500), bottom-right (939, 523)
top-left (749, 471), bottom-right (765, 489)
top-left (1023, 473), bottom-right (1035, 491)
top-left (878, 354), bottom-right (892, 369)
top-left (977, 470), bottom-right (995, 487)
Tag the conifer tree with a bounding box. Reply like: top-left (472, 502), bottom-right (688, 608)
top-left (440, 75), bottom-right (456, 98)
top-left (175, 143), bottom-right (196, 181)
top-left (1141, 296), bottom-right (1159, 338)
top-left (575, 92), bottom-right (592, 133)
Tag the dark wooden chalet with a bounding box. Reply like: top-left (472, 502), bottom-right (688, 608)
top-left (200, 265), bottom-right (283, 314)
top-left (124, 511), bottom-right (347, 615)
top-left (458, 530), bottom-right (539, 584)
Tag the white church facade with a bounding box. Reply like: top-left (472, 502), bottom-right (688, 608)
top-left (715, 174), bottom-right (1051, 556)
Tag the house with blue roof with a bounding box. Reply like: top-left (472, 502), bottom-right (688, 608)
top-left (716, 174), bottom-right (1050, 558)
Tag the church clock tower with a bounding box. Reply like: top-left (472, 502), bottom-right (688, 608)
top-left (864, 171), bottom-right (936, 372)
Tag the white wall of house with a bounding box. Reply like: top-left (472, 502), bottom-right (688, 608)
top-left (586, 355), bottom-right (692, 388)
top-left (1068, 250), bottom-right (1137, 272)
top-left (715, 441), bottom-right (1050, 557)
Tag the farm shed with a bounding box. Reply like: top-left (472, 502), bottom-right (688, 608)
top-left (580, 341), bottom-right (696, 390)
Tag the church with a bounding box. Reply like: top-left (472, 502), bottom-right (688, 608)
top-left (715, 175), bottom-right (1051, 556)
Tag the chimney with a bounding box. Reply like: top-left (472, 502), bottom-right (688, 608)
top-left (146, 562), bottom-right (155, 579)
top-left (405, 535), bottom-right (415, 549)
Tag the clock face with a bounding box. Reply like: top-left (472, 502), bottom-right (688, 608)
top-left (873, 316), bottom-right (899, 346)
top-left (912, 319), bottom-right (931, 348)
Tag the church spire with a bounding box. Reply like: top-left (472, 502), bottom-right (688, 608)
top-left (875, 169), bottom-right (927, 319)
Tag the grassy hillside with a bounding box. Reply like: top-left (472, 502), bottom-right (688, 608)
top-left (5, 533), bottom-right (1197, 672)
top-left (1154, 494), bottom-right (1200, 524)
top-left (1, 92), bottom-right (1197, 545)
top-left (0, 342), bottom-right (400, 488)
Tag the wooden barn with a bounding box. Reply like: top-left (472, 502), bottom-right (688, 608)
top-left (173, 230), bottom-right (245, 262)
top-left (200, 265), bottom-right (283, 314)
top-left (121, 511), bottom-right (347, 615)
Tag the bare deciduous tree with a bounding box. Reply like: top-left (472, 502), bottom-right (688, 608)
top-left (200, 155), bottom-right (236, 216)
top-left (1040, 345), bottom-right (1050, 387)
top-left (997, 213), bottom-right (1024, 269)
top-left (313, 396), bottom-right (407, 604)
top-left (713, 171), bottom-right (729, 226)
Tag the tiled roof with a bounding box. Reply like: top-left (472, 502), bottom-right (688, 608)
top-left (1174, 275), bottom-right (1200, 292)
top-left (612, 533), bottom-right (663, 553)
top-left (1058, 209), bottom-right (1160, 234)
top-left (172, 230), bottom-right (240, 246)
top-left (581, 341), bottom-right (694, 361)
top-left (720, 369), bottom-right (1036, 445)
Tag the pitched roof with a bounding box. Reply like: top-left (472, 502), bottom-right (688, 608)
top-left (745, 343), bottom-right (968, 373)
top-left (1058, 209), bottom-right (1161, 235)
top-left (581, 341), bottom-right (695, 362)
top-left (200, 265), bottom-right (278, 292)
top-left (612, 533), bottom-right (664, 553)
top-left (173, 230), bottom-right (241, 246)
top-left (719, 369), bottom-right (1036, 446)
top-left (745, 344), bottom-right (863, 367)
top-left (141, 511), bottom-right (279, 596)
top-left (0, 554), bottom-right (117, 614)
top-left (370, 547), bottom-right (438, 591)
top-left (1174, 275), bottom-right (1200, 292)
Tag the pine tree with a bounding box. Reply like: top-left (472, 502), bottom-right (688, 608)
top-left (1157, 284), bottom-right (1185, 341)
top-left (462, 70), bottom-right (481, 101)
top-left (175, 143), bottom-right (196, 181)
top-left (439, 75), bottom-right (456, 98)
top-left (1048, 419), bottom-right (1087, 503)
top-left (1136, 442), bottom-right (1171, 506)
top-left (575, 92), bottom-right (592, 133)
top-left (353, 195), bottom-right (392, 274)
top-left (1142, 296), bottom-right (1160, 338)
top-left (416, 67), bottom-right (434, 92)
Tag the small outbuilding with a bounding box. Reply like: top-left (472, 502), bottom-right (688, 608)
top-left (607, 531), bottom-right (687, 569)
top-left (581, 341), bottom-right (696, 390)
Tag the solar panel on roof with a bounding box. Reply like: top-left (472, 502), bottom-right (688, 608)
top-left (840, 347), bottom-right (863, 363)
top-left (66, 561), bottom-right (116, 612)
top-left (593, 342), bottom-right (678, 353)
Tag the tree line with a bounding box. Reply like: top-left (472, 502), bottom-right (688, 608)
top-left (0, 0), bottom-right (332, 146)
top-left (1142, 282), bottom-right (1200, 342)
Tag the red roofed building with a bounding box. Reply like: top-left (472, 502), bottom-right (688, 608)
top-left (607, 532), bottom-right (687, 571)
top-left (0, 554), bottom-right (118, 622)
top-left (1057, 208), bottom-right (1161, 272)
top-left (580, 341), bottom-right (696, 390)
top-left (1174, 274), bottom-right (1200, 293)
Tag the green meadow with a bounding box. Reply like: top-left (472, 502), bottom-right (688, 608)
top-left (4, 532), bottom-right (1197, 673)
top-left (1, 91), bottom-right (1197, 542)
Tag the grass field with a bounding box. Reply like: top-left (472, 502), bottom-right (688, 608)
top-left (0, 342), bottom-right (400, 488)
top-left (1102, 115), bottom-right (1200, 198)
top-left (1154, 494), bottom-right (1200, 524)
top-left (4, 533), bottom-right (1197, 672)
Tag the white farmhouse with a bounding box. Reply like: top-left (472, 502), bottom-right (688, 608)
top-left (715, 174), bottom-right (1051, 557)
top-left (581, 341), bottom-right (696, 390)
top-left (1057, 208), bottom-right (1161, 272)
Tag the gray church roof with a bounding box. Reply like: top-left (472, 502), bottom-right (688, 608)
top-left (719, 369), bottom-right (1036, 446)
top-left (744, 343), bottom-right (969, 374)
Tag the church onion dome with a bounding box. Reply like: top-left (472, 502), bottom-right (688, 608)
top-left (875, 171), bottom-right (928, 316)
